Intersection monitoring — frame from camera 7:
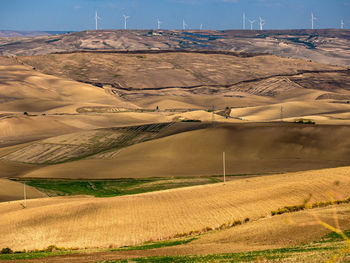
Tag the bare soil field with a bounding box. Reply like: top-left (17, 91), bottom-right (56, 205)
top-left (0, 179), bottom-right (46, 202)
top-left (14, 123), bottom-right (350, 179)
top-left (0, 166), bottom-right (349, 252)
top-left (0, 51), bottom-right (349, 152)
top-left (17, 52), bottom-right (350, 111)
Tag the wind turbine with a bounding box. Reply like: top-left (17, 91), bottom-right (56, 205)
top-left (311, 12), bottom-right (317, 29)
top-left (95, 11), bottom-right (102, 30)
top-left (157, 18), bottom-right (162, 30)
top-left (123, 14), bottom-right (130, 30)
top-left (243, 13), bottom-right (246, 30)
top-left (259, 17), bottom-right (265, 31)
top-left (182, 19), bottom-right (188, 30)
top-left (249, 19), bottom-right (256, 30)
top-left (341, 19), bottom-right (345, 29)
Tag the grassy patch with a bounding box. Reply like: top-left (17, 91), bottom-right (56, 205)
top-left (99, 244), bottom-right (344, 263)
top-left (0, 250), bottom-right (80, 260)
top-left (1, 230), bottom-right (348, 261)
top-left (115, 238), bottom-right (197, 251)
top-left (318, 229), bottom-right (350, 243)
top-left (12, 177), bottom-right (220, 198)
top-left (101, 231), bottom-right (350, 263)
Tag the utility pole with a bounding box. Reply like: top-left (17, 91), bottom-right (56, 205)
top-left (280, 105), bottom-right (284, 122)
top-left (223, 152), bottom-right (226, 184)
top-left (24, 182), bottom-right (27, 208)
top-left (211, 105), bottom-right (215, 128)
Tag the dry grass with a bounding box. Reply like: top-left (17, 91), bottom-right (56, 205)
top-left (1, 166), bottom-right (350, 251)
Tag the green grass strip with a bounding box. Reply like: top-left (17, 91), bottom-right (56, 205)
top-left (113, 238), bottom-right (197, 251)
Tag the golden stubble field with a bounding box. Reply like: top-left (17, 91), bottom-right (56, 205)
top-left (0, 166), bottom-right (349, 251)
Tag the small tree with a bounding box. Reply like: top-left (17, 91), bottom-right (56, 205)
top-left (224, 107), bottom-right (231, 119)
top-left (23, 112), bottom-right (28, 116)
top-left (1, 247), bottom-right (13, 254)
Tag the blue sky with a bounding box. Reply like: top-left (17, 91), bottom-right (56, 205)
top-left (0, 0), bottom-right (349, 31)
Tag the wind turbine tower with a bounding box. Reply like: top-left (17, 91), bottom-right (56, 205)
top-left (341, 19), bottom-right (345, 29)
top-left (311, 12), bottom-right (317, 29)
top-left (249, 19), bottom-right (256, 30)
top-left (259, 17), bottom-right (265, 31)
top-left (95, 11), bottom-right (101, 30)
top-left (123, 14), bottom-right (130, 30)
top-left (243, 13), bottom-right (246, 30)
top-left (183, 19), bottom-right (188, 30)
top-left (157, 18), bottom-right (162, 30)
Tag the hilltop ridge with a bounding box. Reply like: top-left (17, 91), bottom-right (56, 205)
top-left (1, 29), bottom-right (350, 67)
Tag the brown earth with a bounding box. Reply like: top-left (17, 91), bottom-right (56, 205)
top-left (0, 178), bottom-right (46, 202)
top-left (1, 29), bottom-right (350, 67)
top-left (16, 123), bottom-right (350, 179)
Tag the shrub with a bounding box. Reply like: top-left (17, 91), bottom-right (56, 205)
top-left (294, 118), bottom-right (315, 125)
top-left (233, 220), bottom-right (242, 226)
top-left (218, 223), bottom-right (227, 230)
top-left (203, 226), bottom-right (212, 232)
top-left (180, 119), bottom-right (201, 122)
top-left (244, 217), bottom-right (250, 223)
top-left (1, 247), bottom-right (13, 254)
top-left (45, 245), bottom-right (60, 252)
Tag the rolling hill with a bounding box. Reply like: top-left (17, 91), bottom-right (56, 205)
top-left (16, 51), bottom-right (350, 112)
top-left (3, 123), bottom-right (348, 179)
top-left (0, 28), bottom-right (350, 262)
top-left (0, 166), bottom-right (349, 251)
top-left (1, 29), bottom-right (350, 67)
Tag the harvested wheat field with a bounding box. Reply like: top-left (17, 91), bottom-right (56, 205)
top-left (20, 123), bottom-right (350, 179)
top-left (2, 205), bottom-right (348, 263)
top-left (1, 166), bottom-right (349, 251)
